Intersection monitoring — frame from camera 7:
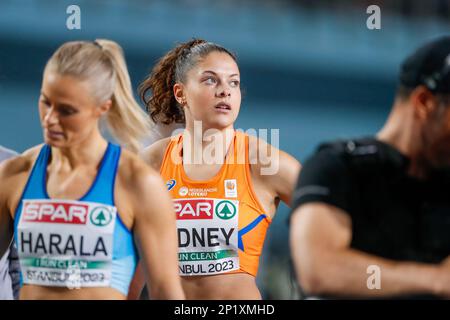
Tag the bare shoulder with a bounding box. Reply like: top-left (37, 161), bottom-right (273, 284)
top-left (0, 145), bottom-right (42, 181)
top-left (247, 134), bottom-right (300, 177)
top-left (0, 145), bottom-right (44, 214)
top-left (139, 137), bottom-right (172, 171)
top-left (118, 149), bottom-right (164, 190)
top-left (115, 149), bottom-right (170, 228)
top-left (246, 134), bottom-right (301, 208)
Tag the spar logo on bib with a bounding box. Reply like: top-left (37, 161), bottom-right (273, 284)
top-left (215, 200), bottom-right (237, 220)
top-left (89, 206), bottom-right (113, 227)
top-left (22, 201), bottom-right (88, 224)
top-left (22, 200), bottom-right (115, 227)
top-left (174, 199), bottom-right (214, 220)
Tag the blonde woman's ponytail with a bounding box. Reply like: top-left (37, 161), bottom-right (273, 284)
top-left (95, 39), bottom-right (151, 153)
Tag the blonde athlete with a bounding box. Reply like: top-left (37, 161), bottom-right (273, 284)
top-left (0, 40), bottom-right (184, 300)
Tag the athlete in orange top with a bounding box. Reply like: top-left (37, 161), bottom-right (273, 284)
top-left (135, 39), bottom-right (301, 299)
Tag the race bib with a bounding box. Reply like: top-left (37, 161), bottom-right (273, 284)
top-left (17, 199), bottom-right (116, 288)
top-left (175, 198), bottom-right (240, 276)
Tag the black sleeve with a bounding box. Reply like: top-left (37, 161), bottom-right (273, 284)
top-left (290, 147), bottom-right (354, 215)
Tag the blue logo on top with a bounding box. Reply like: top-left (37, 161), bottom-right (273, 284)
top-left (166, 179), bottom-right (176, 191)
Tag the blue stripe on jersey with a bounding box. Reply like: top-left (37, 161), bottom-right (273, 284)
top-left (238, 214), bottom-right (267, 251)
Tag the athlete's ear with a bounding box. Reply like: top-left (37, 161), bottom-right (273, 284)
top-left (410, 85), bottom-right (436, 122)
top-left (96, 99), bottom-right (112, 117)
top-left (173, 83), bottom-right (186, 107)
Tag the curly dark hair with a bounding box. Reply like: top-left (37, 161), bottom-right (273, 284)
top-left (139, 39), bottom-right (237, 125)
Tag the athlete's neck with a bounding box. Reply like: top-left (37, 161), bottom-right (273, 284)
top-left (49, 131), bottom-right (108, 171)
top-left (182, 125), bottom-right (235, 165)
top-left (377, 101), bottom-right (428, 178)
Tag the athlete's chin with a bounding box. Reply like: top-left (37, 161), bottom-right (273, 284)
top-left (43, 136), bottom-right (67, 148)
top-left (207, 117), bottom-right (236, 130)
top-left (208, 122), bottom-right (234, 131)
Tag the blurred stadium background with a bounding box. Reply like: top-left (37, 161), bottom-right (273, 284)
top-left (0, 0), bottom-right (449, 299)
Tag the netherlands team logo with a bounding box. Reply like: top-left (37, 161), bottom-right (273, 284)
top-left (224, 179), bottom-right (237, 198)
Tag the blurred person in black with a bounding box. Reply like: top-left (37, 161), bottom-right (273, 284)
top-left (290, 36), bottom-right (450, 299)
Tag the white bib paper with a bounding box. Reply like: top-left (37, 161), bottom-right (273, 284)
top-left (175, 198), bottom-right (240, 276)
top-left (17, 199), bottom-right (116, 288)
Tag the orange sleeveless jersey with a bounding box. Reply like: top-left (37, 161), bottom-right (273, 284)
top-left (160, 130), bottom-right (271, 277)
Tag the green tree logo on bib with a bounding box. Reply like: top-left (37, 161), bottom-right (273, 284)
top-left (215, 201), bottom-right (237, 220)
top-left (90, 206), bottom-right (113, 227)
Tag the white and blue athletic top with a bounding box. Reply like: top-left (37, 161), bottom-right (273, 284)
top-left (13, 143), bottom-right (138, 295)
